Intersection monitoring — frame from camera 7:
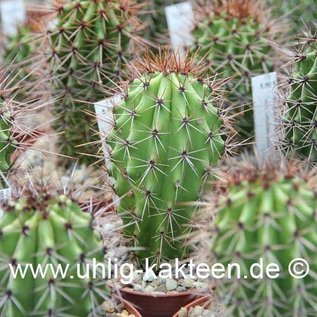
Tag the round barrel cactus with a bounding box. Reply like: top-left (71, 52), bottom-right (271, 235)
top-left (202, 161), bottom-right (317, 316)
top-left (106, 53), bottom-right (227, 266)
top-left (283, 31), bottom-right (317, 165)
top-left (0, 189), bottom-right (109, 316)
top-left (191, 0), bottom-right (281, 141)
top-left (48, 0), bottom-right (143, 165)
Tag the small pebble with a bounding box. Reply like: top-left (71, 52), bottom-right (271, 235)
top-left (166, 278), bottom-right (178, 291)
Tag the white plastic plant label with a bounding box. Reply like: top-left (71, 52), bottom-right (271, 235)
top-left (251, 72), bottom-right (278, 162)
top-left (0, 0), bottom-right (26, 35)
top-left (165, 2), bottom-right (194, 59)
top-left (0, 187), bottom-right (11, 218)
top-left (94, 95), bottom-right (123, 168)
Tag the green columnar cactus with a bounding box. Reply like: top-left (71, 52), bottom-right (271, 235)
top-left (283, 32), bottom-right (317, 165)
top-left (0, 190), bottom-right (109, 316)
top-left (48, 0), bottom-right (143, 165)
top-left (191, 0), bottom-right (280, 141)
top-left (107, 53), bottom-right (227, 266)
top-left (202, 161), bottom-right (317, 316)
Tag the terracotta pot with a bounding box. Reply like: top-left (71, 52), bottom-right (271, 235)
top-left (120, 288), bottom-right (200, 317)
top-left (25, 5), bottom-right (54, 32)
top-left (122, 299), bottom-right (142, 317)
top-left (172, 296), bottom-right (212, 317)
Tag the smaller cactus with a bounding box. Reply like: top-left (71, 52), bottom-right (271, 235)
top-left (197, 159), bottom-right (317, 316)
top-left (0, 77), bottom-right (47, 189)
top-left (190, 0), bottom-right (283, 142)
top-left (47, 0), bottom-right (144, 165)
top-left (3, 26), bottom-right (34, 67)
top-left (282, 30), bottom-right (317, 166)
top-left (269, 0), bottom-right (317, 28)
top-left (0, 184), bottom-right (110, 316)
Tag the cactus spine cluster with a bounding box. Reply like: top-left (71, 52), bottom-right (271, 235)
top-left (107, 53), bottom-right (226, 265)
top-left (0, 189), bottom-right (108, 316)
top-left (48, 0), bottom-right (142, 164)
top-left (282, 32), bottom-right (317, 165)
top-left (191, 0), bottom-right (280, 141)
top-left (202, 161), bottom-right (317, 316)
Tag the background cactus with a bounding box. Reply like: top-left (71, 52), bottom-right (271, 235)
top-left (0, 96), bottom-right (15, 182)
top-left (106, 53), bottom-right (229, 266)
top-left (3, 26), bottom-right (34, 68)
top-left (47, 0), bottom-right (144, 165)
top-left (190, 0), bottom-right (282, 142)
top-left (268, 0), bottom-right (317, 28)
top-left (199, 160), bottom-right (317, 316)
top-left (143, 0), bottom-right (182, 43)
top-left (282, 31), bottom-right (317, 166)
top-left (0, 186), bottom-right (109, 316)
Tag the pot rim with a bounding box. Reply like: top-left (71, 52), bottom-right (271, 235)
top-left (120, 286), bottom-right (201, 298)
top-left (122, 299), bottom-right (142, 317)
top-left (172, 296), bottom-right (212, 317)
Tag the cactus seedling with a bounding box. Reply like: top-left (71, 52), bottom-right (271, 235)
top-left (47, 0), bottom-right (144, 165)
top-left (191, 0), bottom-right (283, 142)
top-left (282, 30), bottom-right (317, 166)
top-left (200, 160), bottom-right (317, 316)
top-left (106, 52), bottom-right (230, 266)
top-left (0, 185), bottom-right (109, 316)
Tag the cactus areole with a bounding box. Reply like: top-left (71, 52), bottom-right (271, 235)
top-left (107, 54), bottom-right (226, 266)
top-left (0, 191), bottom-right (109, 316)
top-left (208, 162), bottom-right (317, 316)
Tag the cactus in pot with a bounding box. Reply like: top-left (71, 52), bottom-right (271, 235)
top-left (0, 185), bottom-right (110, 316)
top-left (197, 159), bottom-right (317, 316)
top-left (47, 0), bottom-right (144, 165)
top-left (190, 0), bottom-right (283, 142)
top-left (282, 30), bottom-right (317, 166)
top-left (106, 52), bottom-right (231, 266)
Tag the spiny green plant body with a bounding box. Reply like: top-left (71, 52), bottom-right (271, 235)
top-left (269, 0), bottom-right (317, 27)
top-left (191, 0), bottom-right (278, 140)
top-left (144, 0), bottom-right (182, 42)
top-left (0, 192), bottom-right (108, 316)
top-left (107, 55), bottom-right (226, 265)
top-left (283, 34), bottom-right (317, 165)
top-left (49, 0), bottom-right (142, 165)
top-left (2, 26), bottom-right (37, 103)
top-left (0, 96), bottom-right (15, 187)
top-left (208, 164), bottom-right (317, 316)
top-left (3, 26), bottom-right (34, 66)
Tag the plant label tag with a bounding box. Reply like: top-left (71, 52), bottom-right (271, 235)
top-left (0, 187), bottom-right (11, 218)
top-left (165, 2), bottom-right (194, 59)
top-left (95, 95), bottom-right (123, 168)
top-left (0, 0), bottom-right (26, 35)
top-left (251, 72), bottom-right (278, 162)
